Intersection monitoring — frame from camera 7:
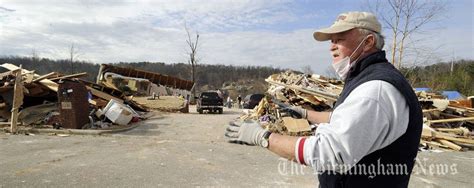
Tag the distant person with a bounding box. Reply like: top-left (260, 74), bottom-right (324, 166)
top-left (237, 95), bottom-right (242, 109)
top-left (226, 96), bottom-right (232, 108)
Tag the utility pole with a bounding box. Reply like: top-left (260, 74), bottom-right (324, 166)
top-left (450, 51), bottom-right (455, 76)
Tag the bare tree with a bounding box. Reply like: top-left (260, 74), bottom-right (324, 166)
top-left (185, 23), bottom-right (200, 101)
top-left (301, 65), bottom-right (314, 75)
top-left (31, 48), bottom-right (39, 63)
top-left (69, 43), bottom-right (81, 74)
top-left (365, 0), bottom-right (446, 69)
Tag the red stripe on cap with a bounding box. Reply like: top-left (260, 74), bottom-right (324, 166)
top-left (298, 137), bottom-right (306, 165)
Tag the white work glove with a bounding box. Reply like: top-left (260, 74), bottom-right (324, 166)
top-left (280, 106), bottom-right (307, 119)
top-left (224, 120), bottom-right (267, 147)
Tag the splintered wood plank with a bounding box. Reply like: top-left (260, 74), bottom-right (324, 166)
top-left (32, 72), bottom-right (56, 82)
top-left (282, 117), bottom-right (311, 133)
top-left (11, 67), bottom-right (24, 133)
top-left (1, 63), bottom-right (58, 92)
top-left (433, 133), bottom-right (474, 145)
top-left (49, 72), bottom-right (88, 81)
top-left (435, 139), bottom-right (462, 151)
top-left (86, 86), bottom-right (124, 104)
top-left (429, 117), bottom-right (474, 124)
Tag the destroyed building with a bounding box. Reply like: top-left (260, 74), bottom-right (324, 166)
top-left (0, 63), bottom-right (194, 133)
top-left (97, 64), bottom-right (194, 97)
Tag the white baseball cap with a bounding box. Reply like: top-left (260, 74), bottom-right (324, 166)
top-left (313, 11), bottom-right (382, 41)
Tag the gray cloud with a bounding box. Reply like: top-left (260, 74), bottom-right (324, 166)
top-left (0, 0), bottom-right (471, 77)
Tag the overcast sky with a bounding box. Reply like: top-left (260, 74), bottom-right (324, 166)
top-left (0, 0), bottom-right (472, 75)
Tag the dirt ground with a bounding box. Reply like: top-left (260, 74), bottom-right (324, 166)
top-left (0, 105), bottom-right (473, 187)
top-left (132, 96), bottom-right (186, 111)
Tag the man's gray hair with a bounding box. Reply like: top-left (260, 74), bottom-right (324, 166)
top-left (358, 28), bottom-right (385, 50)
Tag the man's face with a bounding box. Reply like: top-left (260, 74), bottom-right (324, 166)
top-left (329, 29), bottom-right (363, 64)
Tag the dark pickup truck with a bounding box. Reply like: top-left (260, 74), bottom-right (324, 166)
top-left (196, 91), bottom-right (224, 114)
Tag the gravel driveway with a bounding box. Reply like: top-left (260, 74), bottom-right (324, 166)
top-left (0, 105), bottom-right (472, 187)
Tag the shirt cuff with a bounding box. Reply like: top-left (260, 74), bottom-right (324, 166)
top-left (295, 137), bottom-right (307, 165)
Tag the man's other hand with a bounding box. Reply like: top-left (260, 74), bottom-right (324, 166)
top-left (224, 120), bottom-right (266, 146)
top-left (280, 106), bottom-right (307, 119)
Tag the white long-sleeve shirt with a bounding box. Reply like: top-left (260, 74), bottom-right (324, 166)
top-left (295, 80), bottom-right (409, 172)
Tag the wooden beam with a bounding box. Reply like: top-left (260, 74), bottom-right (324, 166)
top-left (49, 72), bottom-right (88, 81)
top-left (421, 140), bottom-right (450, 149)
top-left (32, 72), bottom-right (56, 82)
top-left (447, 105), bottom-right (474, 113)
top-left (422, 109), bottom-right (440, 113)
top-left (1, 122), bottom-right (21, 130)
top-left (429, 117), bottom-right (474, 124)
top-left (10, 67), bottom-right (24, 133)
top-left (86, 86), bottom-right (124, 104)
top-left (96, 64), bottom-right (104, 84)
top-left (436, 127), bottom-right (470, 136)
top-left (433, 133), bottom-right (474, 145)
top-left (435, 139), bottom-right (463, 151)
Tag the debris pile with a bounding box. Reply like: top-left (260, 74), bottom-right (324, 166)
top-left (240, 70), bottom-right (474, 151)
top-left (417, 91), bottom-right (474, 151)
top-left (240, 71), bottom-right (343, 136)
top-left (97, 64), bottom-right (192, 112)
top-left (265, 71), bottom-right (342, 110)
top-left (0, 63), bottom-right (194, 133)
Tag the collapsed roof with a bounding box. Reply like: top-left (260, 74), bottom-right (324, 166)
top-left (97, 64), bottom-right (195, 91)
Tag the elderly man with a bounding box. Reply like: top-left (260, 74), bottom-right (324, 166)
top-left (225, 12), bottom-right (422, 187)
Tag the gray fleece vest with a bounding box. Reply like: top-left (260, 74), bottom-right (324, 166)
top-left (318, 51), bottom-right (423, 188)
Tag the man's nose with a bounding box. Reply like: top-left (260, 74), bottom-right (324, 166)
top-left (330, 43), bottom-right (337, 52)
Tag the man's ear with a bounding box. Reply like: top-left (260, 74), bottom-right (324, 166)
top-left (363, 34), bottom-right (375, 51)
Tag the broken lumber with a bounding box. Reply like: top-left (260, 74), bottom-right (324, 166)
top-left (428, 117), bottom-right (474, 124)
top-left (421, 140), bottom-right (450, 149)
top-left (436, 127), bottom-right (470, 136)
top-left (422, 109), bottom-right (440, 113)
top-left (87, 86), bottom-right (124, 104)
top-left (435, 139), bottom-right (462, 151)
top-left (1, 63), bottom-right (58, 92)
top-left (265, 79), bottom-right (338, 103)
top-left (32, 72), bottom-right (56, 82)
top-left (0, 122), bottom-right (21, 126)
top-left (10, 67), bottom-right (24, 133)
top-left (433, 133), bottom-right (474, 145)
top-left (282, 117), bottom-right (311, 133)
top-left (49, 72), bottom-right (88, 81)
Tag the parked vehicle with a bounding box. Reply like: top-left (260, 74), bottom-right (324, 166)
top-left (196, 91), bottom-right (224, 114)
top-left (243, 94), bottom-right (265, 109)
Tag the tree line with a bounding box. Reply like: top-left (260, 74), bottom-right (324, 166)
top-left (1, 56), bottom-right (472, 96)
top-left (401, 59), bottom-right (474, 96)
top-left (0, 56), bottom-right (283, 92)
